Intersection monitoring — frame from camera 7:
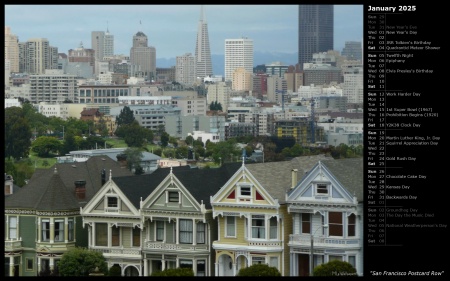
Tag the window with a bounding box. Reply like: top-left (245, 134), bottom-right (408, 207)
top-left (251, 215), bottom-right (265, 239)
top-left (9, 216), bottom-right (17, 239)
top-left (112, 226), bottom-right (120, 246)
top-left (329, 212), bottom-right (343, 236)
top-left (107, 196), bottom-right (118, 208)
top-left (301, 213), bottom-right (311, 234)
top-left (156, 221), bottom-right (164, 241)
top-left (133, 227), bottom-right (140, 247)
top-left (316, 184), bottom-right (328, 194)
top-left (196, 260), bottom-right (206, 276)
top-left (240, 186), bottom-right (251, 196)
top-left (226, 216), bottom-right (236, 237)
top-left (252, 256), bottom-right (265, 265)
top-left (179, 219), bottom-right (193, 244)
top-left (180, 259), bottom-right (193, 269)
top-left (348, 256), bottom-right (356, 268)
top-left (348, 214), bottom-right (356, 237)
top-left (168, 191), bottom-right (179, 203)
top-left (269, 217), bottom-right (278, 239)
top-left (197, 222), bottom-right (206, 244)
top-left (329, 255), bottom-right (343, 261)
top-left (269, 257), bottom-right (278, 268)
top-left (68, 218), bottom-right (74, 241)
top-left (95, 223), bottom-right (107, 246)
top-left (41, 219), bottom-right (50, 242)
top-left (54, 219), bottom-right (64, 242)
top-left (26, 258), bottom-right (34, 271)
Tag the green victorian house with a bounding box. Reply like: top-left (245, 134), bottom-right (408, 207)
top-left (4, 156), bottom-right (133, 276)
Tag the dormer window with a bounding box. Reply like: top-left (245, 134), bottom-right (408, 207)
top-left (316, 184), bottom-right (329, 195)
top-left (107, 196), bottom-right (118, 209)
top-left (168, 191), bottom-right (179, 203)
top-left (240, 186), bottom-right (251, 196)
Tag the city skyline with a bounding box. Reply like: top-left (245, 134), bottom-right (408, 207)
top-left (4, 5), bottom-right (363, 60)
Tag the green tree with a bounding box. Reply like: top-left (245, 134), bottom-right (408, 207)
top-left (151, 267), bottom-right (194, 277)
top-left (57, 247), bottom-right (108, 276)
top-left (123, 147), bottom-right (144, 173)
top-left (31, 136), bottom-right (61, 157)
top-left (60, 132), bottom-right (78, 156)
top-left (116, 106), bottom-right (135, 126)
top-left (313, 260), bottom-right (357, 277)
top-left (5, 106), bottom-right (32, 160)
top-left (160, 132), bottom-right (170, 148)
top-left (237, 264), bottom-right (281, 276)
top-left (116, 120), bottom-right (153, 148)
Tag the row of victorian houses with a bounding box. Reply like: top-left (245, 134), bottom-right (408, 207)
top-left (4, 154), bottom-right (363, 277)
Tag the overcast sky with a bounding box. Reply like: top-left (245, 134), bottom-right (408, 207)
top-left (5, 5), bottom-right (363, 59)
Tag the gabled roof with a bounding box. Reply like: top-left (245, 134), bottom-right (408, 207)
top-left (113, 164), bottom-right (241, 209)
top-left (286, 157), bottom-right (363, 203)
top-left (244, 154), bottom-right (330, 204)
top-left (5, 156), bottom-right (134, 210)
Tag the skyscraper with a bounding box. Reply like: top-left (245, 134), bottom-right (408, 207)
top-left (4, 26), bottom-right (20, 73)
top-left (298, 5), bottom-right (334, 70)
top-left (195, 5), bottom-right (213, 80)
top-left (224, 37), bottom-right (253, 83)
top-left (91, 29), bottom-right (114, 61)
top-left (130, 30), bottom-right (156, 81)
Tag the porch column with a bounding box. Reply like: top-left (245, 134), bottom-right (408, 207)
top-left (9, 256), bottom-right (14, 276)
top-left (143, 258), bottom-right (148, 276)
top-left (192, 218), bottom-right (197, 245)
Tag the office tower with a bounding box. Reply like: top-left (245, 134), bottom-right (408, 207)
top-left (91, 29), bottom-right (114, 61)
top-left (4, 26), bottom-right (20, 73)
top-left (224, 37), bottom-right (253, 83)
top-left (20, 38), bottom-right (58, 74)
top-left (176, 53), bottom-right (196, 86)
top-left (68, 42), bottom-right (96, 76)
top-left (298, 5), bottom-right (334, 70)
top-left (130, 31), bottom-right (156, 81)
top-left (341, 41), bottom-right (362, 61)
top-left (195, 5), bottom-right (213, 80)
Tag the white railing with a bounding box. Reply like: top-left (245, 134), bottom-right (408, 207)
top-left (144, 241), bottom-right (209, 252)
top-left (90, 247), bottom-right (141, 256)
top-left (4, 239), bottom-right (22, 249)
top-left (248, 240), bottom-right (282, 247)
top-left (289, 234), bottom-right (361, 247)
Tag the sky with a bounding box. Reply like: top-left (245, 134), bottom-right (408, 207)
top-left (5, 5), bottom-right (363, 60)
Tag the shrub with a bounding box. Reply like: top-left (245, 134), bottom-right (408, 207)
top-left (151, 267), bottom-right (195, 276)
top-left (237, 263), bottom-right (281, 276)
top-left (313, 260), bottom-right (357, 277)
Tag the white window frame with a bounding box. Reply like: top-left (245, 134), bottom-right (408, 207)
top-left (9, 216), bottom-right (17, 240)
top-left (315, 183), bottom-right (329, 195)
top-left (225, 216), bottom-right (236, 238)
top-left (251, 215), bottom-right (266, 239)
top-left (54, 219), bottom-right (65, 242)
top-left (106, 195), bottom-right (119, 210)
top-left (41, 219), bottom-right (50, 242)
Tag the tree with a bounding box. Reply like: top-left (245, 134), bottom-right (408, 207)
top-left (237, 264), bottom-right (281, 276)
top-left (313, 260), bottom-right (357, 277)
top-left (31, 136), bottom-right (61, 157)
top-left (116, 106), bottom-right (135, 126)
top-left (60, 132), bottom-right (78, 156)
top-left (160, 132), bottom-right (170, 148)
top-left (151, 267), bottom-right (194, 277)
top-left (5, 106), bottom-right (32, 160)
top-left (123, 147), bottom-right (144, 173)
top-left (209, 101), bottom-right (223, 111)
top-left (57, 247), bottom-right (108, 276)
top-left (115, 120), bottom-right (153, 148)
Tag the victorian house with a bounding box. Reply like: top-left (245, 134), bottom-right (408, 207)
top-left (80, 164), bottom-right (240, 276)
top-left (4, 156), bottom-right (133, 276)
top-left (286, 157), bottom-right (364, 276)
top-left (210, 154), bottom-right (328, 276)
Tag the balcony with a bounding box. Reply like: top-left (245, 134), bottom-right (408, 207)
top-left (288, 234), bottom-right (361, 248)
top-left (4, 238), bottom-right (23, 251)
top-left (90, 246), bottom-right (141, 258)
top-left (143, 241), bottom-right (209, 253)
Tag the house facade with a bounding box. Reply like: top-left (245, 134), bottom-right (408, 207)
top-left (4, 156), bottom-right (134, 276)
top-left (80, 164), bottom-right (240, 276)
top-left (286, 158), bottom-right (364, 276)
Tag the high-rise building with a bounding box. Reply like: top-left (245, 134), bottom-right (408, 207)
top-left (130, 31), bottom-right (156, 81)
top-left (224, 37), bottom-right (253, 83)
top-left (68, 42), bottom-right (95, 76)
top-left (19, 38), bottom-right (58, 74)
top-left (298, 5), bottom-right (334, 69)
top-left (195, 5), bottom-right (213, 80)
top-left (341, 41), bottom-right (362, 61)
top-left (91, 29), bottom-right (114, 61)
top-left (4, 26), bottom-right (20, 73)
top-left (176, 53), bottom-right (196, 86)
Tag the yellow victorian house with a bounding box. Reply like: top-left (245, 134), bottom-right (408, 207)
top-left (210, 154), bottom-right (327, 276)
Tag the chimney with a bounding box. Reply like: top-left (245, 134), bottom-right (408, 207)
top-left (74, 180), bottom-right (86, 200)
top-left (101, 169), bottom-right (106, 185)
top-left (291, 169), bottom-right (298, 189)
